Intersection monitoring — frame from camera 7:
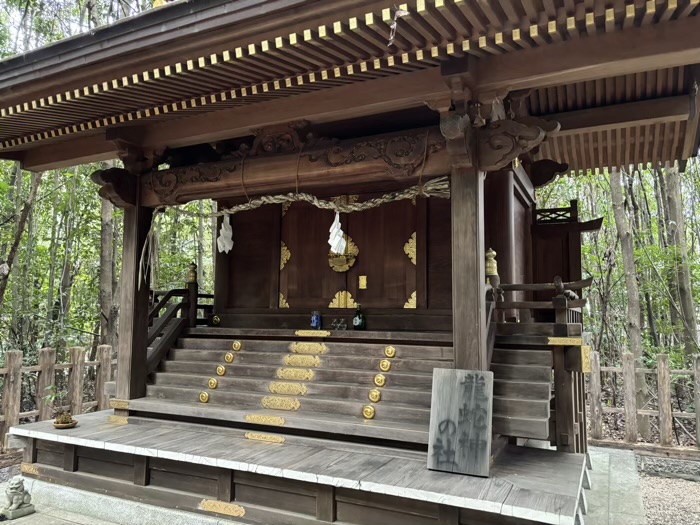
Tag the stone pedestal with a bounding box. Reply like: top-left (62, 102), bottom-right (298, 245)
top-left (1, 503), bottom-right (35, 520)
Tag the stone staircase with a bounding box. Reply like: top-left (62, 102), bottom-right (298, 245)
top-left (129, 326), bottom-right (557, 446)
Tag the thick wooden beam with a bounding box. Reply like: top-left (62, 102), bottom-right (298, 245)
top-left (476, 17), bottom-right (700, 93)
top-left (451, 167), bottom-right (486, 370)
top-left (139, 126), bottom-right (447, 206)
top-left (20, 133), bottom-right (114, 172)
top-left (546, 96), bottom-right (690, 137)
top-left (116, 187), bottom-right (154, 401)
top-left (139, 68), bottom-right (450, 149)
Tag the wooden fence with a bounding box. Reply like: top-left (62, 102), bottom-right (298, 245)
top-left (0, 345), bottom-right (114, 448)
top-left (589, 351), bottom-right (700, 449)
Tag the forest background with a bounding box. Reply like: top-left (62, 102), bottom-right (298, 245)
top-left (0, 0), bottom-right (698, 443)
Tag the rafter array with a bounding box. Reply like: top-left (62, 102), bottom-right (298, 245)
top-left (0, 0), bottom-right (698, 150)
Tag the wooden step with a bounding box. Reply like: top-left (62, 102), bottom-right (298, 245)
top-left (490, 363), bottom-right (551, 382)
top-left (495, 323), bottom-right (582, 337)
top-left (493, 396), bottom-right (550, 418)
top-left (146, 384), bottom-right (430, 424)
top-left (168, 348), bottom-right (450, 374)
top-left (161, 360), bottom-right (434, 389)
top-left (493, 379), bottom-right (551, 400)
top-left (492, 348), bottom-right (553, 367)
top-left (175, 338), bottom-right (454, 361)
top-left (153, 372), bottom-right (432, 407)
top-left (128, 397), bottom-right (430, 444)
top-left (185, 327), bottom-right (453, 345)
top-left (493, 414), bottom-right (550, 440)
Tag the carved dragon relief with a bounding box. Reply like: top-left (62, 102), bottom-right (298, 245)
top-left (476, 119), bottom-right (546, 172)
top-left (305, 131), bottom-right (446, 177)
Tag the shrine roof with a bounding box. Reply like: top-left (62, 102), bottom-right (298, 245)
top-left (1, 1), bottom-right (699, 172)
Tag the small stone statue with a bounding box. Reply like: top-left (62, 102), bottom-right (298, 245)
top-left (1, 477), bottom-right (35, 520)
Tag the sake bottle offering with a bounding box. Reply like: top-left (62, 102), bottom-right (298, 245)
top-left (311, 310), bottom-right (322, 330)
top-left (352, 304), bottom-right (366, 330)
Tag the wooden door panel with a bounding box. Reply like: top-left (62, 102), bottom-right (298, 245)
top-left (280, 203), bottom-right (346, 309)
top-left (346, 199), bottom-right (416, 308)
top-left (226, 205), bottom-right (280, 308)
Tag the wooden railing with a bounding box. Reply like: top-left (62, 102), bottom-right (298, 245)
top-left (0, 345), bottom-right (114, 448)
top-left (589, 351), bottom-right (700, 450)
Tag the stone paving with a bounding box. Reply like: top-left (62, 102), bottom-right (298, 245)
top-left (585, 447), bottom-right (647, 525)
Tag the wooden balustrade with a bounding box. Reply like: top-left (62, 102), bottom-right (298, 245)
top-left (589, 351), bottom-right (700, 450)
top-left (0, 345), bottom-right (114, 449)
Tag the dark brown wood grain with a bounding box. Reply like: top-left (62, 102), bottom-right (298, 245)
top-left (117, 204), bottom-right (154, 400)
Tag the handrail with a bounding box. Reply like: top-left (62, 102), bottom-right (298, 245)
top-left (486, 301), bottom-right (496, 367)
top-left (149, 288), bottom-right (187, 321)
top-left (499, 277), bottom-right (592, 293)
top-left (495, 299), bottom-right (587, 310)
top-left (147, 317), bottom-right (187, 375)
top-left (147, 302), bottom-right (182, 345)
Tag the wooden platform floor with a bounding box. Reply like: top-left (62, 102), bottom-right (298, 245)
top-left (11, 412), bottom-right (587, 525)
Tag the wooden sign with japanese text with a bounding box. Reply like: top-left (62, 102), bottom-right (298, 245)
top-left (428, 368), bottom-right (493, 477)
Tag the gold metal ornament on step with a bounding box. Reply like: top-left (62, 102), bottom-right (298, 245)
top-left (269, 382), bottom-right (308, 396)
top-left (245, 432), bottom-right (285, 444)
top-left (245, 414), bottom-right (286, 426)
top-left (216, 365), bottom-right (226, 376)
top-left (362, 405), bottom-right (376, 419)
top-left (374, 374), bottom-right (386, 387)
top-left (384, 346), bottom-right (396, 358)
top-left (276, 368), bottom-right (315, 381)
top-left (294, 330), bottom-right (330, 337)
top-left (284, 355), bottom-right (321, 368)
top-left (328, 235), bottom-right (359, 272)
top-left (224, 352), bottom-right (235, 363)
top-left (290, 342), bottom-right (327, 355)
top-left (232, 340), bottom-right (243, 351)
top-left (261, 396), bottom-right (301, 411)
top-left (369, 389), bottom-right (382, 403)
top-left (404, 232), bottom-right (417, 265)
top-left (199, 391), bottom-right (210, 403)
top-left (379, 359), bottom-right (392, 372)
top-left (208, 378), bottom-right (218, 389)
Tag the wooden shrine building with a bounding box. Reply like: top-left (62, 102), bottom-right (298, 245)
top-left (2, 1), bottom-right (699, 524)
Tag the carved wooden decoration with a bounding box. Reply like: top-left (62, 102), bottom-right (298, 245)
top-left (305, 130), bottom-right (446, 177)
top-left (91, 168), bottom-right (136, 207)
top-left (439, 111), bottom-right (472, 168)
top-left (428, 368), bottom-right (493, 477)
top-left (251, 121), bottom-right (307, 156)
top-left (137, 126), bottom-right (449, 206)
top-left (476, 120), bottom-right (545, 171)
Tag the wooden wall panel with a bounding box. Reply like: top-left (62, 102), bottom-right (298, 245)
top-left (426, 198), bottom-right (451, 309)
top-left (225, 205), bottom-right (281, 309)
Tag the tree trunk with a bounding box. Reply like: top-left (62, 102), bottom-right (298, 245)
top-left (0, 171), bottom-right (43, 309)
top-left (100, 196), bottom-right (115, 345)
top-left (666, 161), bottom-right (699, 354)
top-left (610, 167), bottom-right (650, 438)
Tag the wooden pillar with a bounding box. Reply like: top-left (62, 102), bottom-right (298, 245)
top-left (451, 167), bottom-right (486, 370)
top-left (116, 200), bottom-right (154, 401)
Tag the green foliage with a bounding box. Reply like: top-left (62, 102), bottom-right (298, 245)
top-left (539, 162), bottom-right (700, 369)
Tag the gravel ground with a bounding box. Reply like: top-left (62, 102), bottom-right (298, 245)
top-left (640, 473), bottom-right (700, 525)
